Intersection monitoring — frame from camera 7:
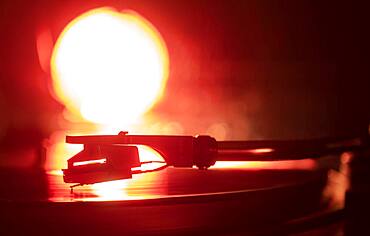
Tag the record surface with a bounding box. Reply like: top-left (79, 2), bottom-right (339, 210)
top-left (1, 160), bottom-right (335, 235)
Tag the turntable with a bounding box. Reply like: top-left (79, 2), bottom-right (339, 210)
top-left (1, 1), bottom-right (370, 235)
top-left (1, 131), bottom-right (368, 235)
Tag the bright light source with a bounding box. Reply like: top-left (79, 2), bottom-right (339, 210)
top-left (51, 8), bottom-right (169, 126)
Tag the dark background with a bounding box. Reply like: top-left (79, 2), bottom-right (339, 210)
top-left (0, 0), bottom-right (369, 151)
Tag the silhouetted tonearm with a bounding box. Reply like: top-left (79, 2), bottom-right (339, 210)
top-left (63, 131), bottom-right (368, 186)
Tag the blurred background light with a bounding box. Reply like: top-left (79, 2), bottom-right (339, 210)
top-left (50, 7), bottom-right (169, 128)
top-left (0, 0), bottom-right (368, 170)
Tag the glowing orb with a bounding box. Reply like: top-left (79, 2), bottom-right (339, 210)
top-left (51, 8), bottom-right (169, 126)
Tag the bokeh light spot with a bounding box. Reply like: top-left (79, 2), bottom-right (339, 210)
top-left (51, 7), bottom-right (169, 126)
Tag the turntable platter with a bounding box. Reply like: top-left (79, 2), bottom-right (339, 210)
top-left (0, 165), bottom-right (331, 235)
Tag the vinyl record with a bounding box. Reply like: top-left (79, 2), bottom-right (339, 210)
top-left (0, 162), bottom-right (333, 235)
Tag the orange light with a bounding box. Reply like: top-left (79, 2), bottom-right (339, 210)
top-left (50, 7), bottom-right (169, 127)
top-left (212, 159), bottom-right (317, 170)
top-left (136, 145), bottom-right (165, 170)
top-left (90, 147), bottom-right (164, 200)
top-left (250, 148), bottom-right (274, 154)
top-left (73, 158), bottom-right (106, 167)
top-left (218, 148), bottom-right (274, 155)
top-left (91, 179), bottom-right (138, 201)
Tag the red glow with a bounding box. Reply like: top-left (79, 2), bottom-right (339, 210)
top-left (50, 7), bottom-right (169, 127)
top-left (250, 148), bottom-right (274, 154)
top-left (212, 159), bottom-right (317, 170)
top-left (218, 148), bottom-right (274, 155)
top-left (36, 29), bottom-right (53, 72)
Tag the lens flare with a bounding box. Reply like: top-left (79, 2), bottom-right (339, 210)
top-left (51, 8), bottom-right (169, 126)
